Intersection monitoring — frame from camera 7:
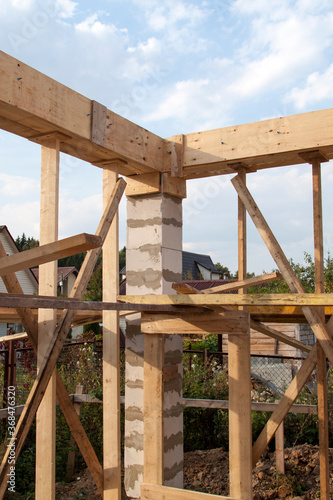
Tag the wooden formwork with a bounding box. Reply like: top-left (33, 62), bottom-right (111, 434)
top-left (0, 49), bottom-right (333, 499)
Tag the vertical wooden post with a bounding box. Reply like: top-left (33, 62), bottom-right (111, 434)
top-left (66, 385), bottom-right (84, 481)
top-left (228, 327), bottom-right (252, 499)
top-left (312, 159), bottom-right (330, 500)
top-left (275, 423), bottom-right (285, 474)
top-left (103, 169), bottom-right (121, 499)
top-left (36, 136), bottom-right (59, 500)
top-left (229, 168), bottom-right (252, 499)
top-left (144, 334), bottom-right (164, 485)
top-left (238, 168), bottom-right (247, 287)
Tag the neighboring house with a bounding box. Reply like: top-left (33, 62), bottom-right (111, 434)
top-left (31, 266), bottom-right (78, 297)
top-left (0, 225), bottom-right (38, 336)
top-left (182, 251), bottom-right (223, 280)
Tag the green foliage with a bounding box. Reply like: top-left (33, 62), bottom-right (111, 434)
top-left (183, 358), bottom-right (229, 451)
top-left (83, 264), bottom-right (102, 302)
top-left (58, 252), bottom-right (87, 270)
top-left (83, 323), bottom-right (100, 337)
top-left (119, 246), bottom-right (126, 272)
top-left (213, 262), bottom-right (232, 277)
top-left (15, 233), bottom-right (39, 252)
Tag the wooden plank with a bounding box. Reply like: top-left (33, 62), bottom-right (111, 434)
top-left (182, 108), bottom-right (333, 179)
top-left (0, 51), bottom-right (165, 175)
top-left (0, 233), bottom-right (102, 276)
top-left (162, 173), bottom-right (186, 198)
top-left (66, 385), bottom-right (83, 481)
top-left (91, 100), bottom-right (107, 147)
top-left (228, 328), bottom-right (252, 499)
top-left (0, 178), bottom-right (126, 499)
top-left (119, 293), bottom-right (333, 307)
top-left (203, 272), bottom-right (282, 294)
top-left (141, 483), bottom-right (233, 500)
top-left (250, 319), bottom-right (311, 353)
top-left (231, 175), bottom-right (333, 365)
top-left (141, 310), bottom-right (250, 335)
top-left (183, 399), bottom-right (317, 414)
top-left (275, 423), bottom-right (285, 474)
top-left (36, 136), bottom-right (59, 499)
top-left (238, 168), bottom-right (247, 295)
top-left (312, 160), bottom-right (330, 500)
top-left (0, 332), bottom-right (27, 343)
top-left (125, 172), bottom-right (161, 197)
top-left (164, 134), bottom-right (183, 177)
top-left (0, 293), bottom-right (207, 313)
top-left (252, 345), bottom-right (318, 465)
top-left (102, 169), bottom-right (121, 498)
top-left (144, 335), bottom-right (164, 485)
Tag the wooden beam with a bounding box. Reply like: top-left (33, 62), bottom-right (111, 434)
top-left (141, 483), bottom-right (234, 500)
top-left (0, 331), bottom-right (27, 343)
top-left (252, 345), bottom-right (318, 465)
top-left (0, 233), bottom-right (102, 276)
top-left (0, 51), bottom-right (166, 175)
top-left (203, 272), bottom-right (282, 294)
top-left (231, 175), bottom-right (333, 365)
top-left (143, 335), bottom-right (164, 485)
top-left (119, 293), bottom-right (333, 307)
top-left (65, 384), bottom-right (83, 481)
top-left (312, 159), bottom-right (330, 500)
top-left (36, 136), bottom-right (59, 499)
top-left (275, 423), bottom-right (285, 474)
top-left (183, 399), bottom-right (317, 414)
top-left (102, 170), bottom-right (121, 498)
top-left (141, 310), bottom-right (250, 335)
top-left (228, 327), bottom-right (252, 499)
top-left (182, 109), bottom-right (333, 179)
top-left (0, 177), bottom-right (126, 499)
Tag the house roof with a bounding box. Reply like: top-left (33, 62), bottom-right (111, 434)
top-left (31, 266), bottom-right (78, 284)
top-left (182, 251), bottom-right (223, 280)
top-left (0, 225), bottom-right (38, 285)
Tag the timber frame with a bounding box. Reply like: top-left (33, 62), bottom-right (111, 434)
top-left (0, 49), bottom-right (333, 499)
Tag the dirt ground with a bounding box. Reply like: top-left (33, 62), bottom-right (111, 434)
top-left (55, 444), bottom-right (333, 499)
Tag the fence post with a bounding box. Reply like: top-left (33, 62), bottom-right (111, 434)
top-left (275, 422), bottom-right (285, 474)
top-left (204, 348), bottom-right (209, 365)
top-left (66, 384), bottom-right (84, 481)
top-left (2, 349), bottom-right (9, 408)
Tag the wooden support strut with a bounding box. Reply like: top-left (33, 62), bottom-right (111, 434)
top-left (0, 177), bottom-right (126, 499)
top-left (230, 175), bottom-right (333, 465)
top-left (0, 225), bottom-right (104, 498)
top-left (231, 175), bottom-right (333, 364)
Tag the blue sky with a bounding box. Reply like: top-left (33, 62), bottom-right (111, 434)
top-left (0, 0), bottom-right (333, 274)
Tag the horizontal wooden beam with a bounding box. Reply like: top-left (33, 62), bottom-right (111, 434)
top-left (182, 108), bottom-right (333, 179)
top-left (119, 293), bottom-right (333, 307)
top-left (183, 399), bottom-right (317, 414)
top-left (141, 310), bottom-right (250, 335)
top-left (0, 51), bottom-right (167, 176)
top-left (0, 332), bottom-right (27, 343)
top-left (141, 484), bottom-right (233, 500)
top-left (0, 293), bottom-right (207, 313)
top-left (0, 233), bottom-right (102, 276)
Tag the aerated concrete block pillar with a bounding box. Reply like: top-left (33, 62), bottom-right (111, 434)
top-left (125, 192), bottom-right (183, 498)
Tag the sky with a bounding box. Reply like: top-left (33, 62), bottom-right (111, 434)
top-left (0, 0), bottom-right (333, 274)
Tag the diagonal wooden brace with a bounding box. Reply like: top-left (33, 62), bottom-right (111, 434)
top-left (0, 177), bottom-right (126, 498)
top-left (231, 175), bottom-right (333, 364)
top-left (0, 241), bottom-right (104, 495)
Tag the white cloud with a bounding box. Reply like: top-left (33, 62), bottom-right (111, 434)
top-left (59, 193), bottom-right (103, 238)
top-left (0, 202), bottom-right (40, 239)
top-left (285, 64), bottom-right (333, 109)
top-left (57, 0), bottom-right (77, 19)
top-left (75, 14), bottom-right (126, 36)
top-left (0, 174), bottom-right (39, 196)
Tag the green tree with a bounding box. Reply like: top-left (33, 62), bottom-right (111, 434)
top-left (15, 233), bottom-right (39, 251)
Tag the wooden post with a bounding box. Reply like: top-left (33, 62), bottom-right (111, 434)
top-left (36, 136), bottom-right (59, 499)
top-left (228, 324), bottom-right (252, 500)
top-left (312, 159), bottom-right (330, 500)
top-left (238, 168), bottom-right (247, 288)
top-left (144, 334), bottom-right (164, 485)
top-left (103, 169), bottom-right (121, 499)
top-left (66, 385), bottom-right (84, 481)
top-left (275, 423), bottom-right (285, 474)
